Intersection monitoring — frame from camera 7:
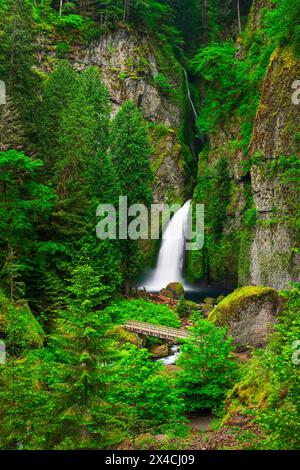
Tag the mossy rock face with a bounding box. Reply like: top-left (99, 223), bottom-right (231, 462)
top-left (164, 282), bottom-right (184, 299)
top-left (185, 300), bottom-right (200, 312)
top-left (217, 295), bottom-right (225, 304)
top-left (111, 325), bottom-right (141, 346)
top-left (150, 343), bottom-right (169, 359)
top-left (201, 303), bottom-right (215, 317)
top-left (0, 291), bottom-right (44, 349)
top-left (159, 288), bottom-right (174, 299)
top-left (209, 286), bottom-right (284, 351)
top-left (203, 297), bottom-right (216, 305)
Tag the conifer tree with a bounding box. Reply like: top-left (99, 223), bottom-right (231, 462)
top-left (109, 101), bottom-right (153, 292)
top-left (0, 97), bottom-right (24, 152)
top-left (49, 265), bottom-right (118, 449)
top-left (177, 319), bottom-right (238, 412)
top-left (109, 345), bottom-right (185, 449)
top-left (110, 101), bottom-right (153, 208)
top-left (38, 61), bottom-right (76, 177)
top-left (0, 150), bottom-right (56, 300)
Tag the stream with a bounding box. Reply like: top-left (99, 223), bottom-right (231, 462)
top-left (158, 344), bottom-right (180, 365)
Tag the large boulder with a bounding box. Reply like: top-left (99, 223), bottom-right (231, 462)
top-left (208, 286), bottom-right (284, 351)
top-left (160, 282), bottom-right (184, 300)
top-left (150, 343), bottom-right (169, 359)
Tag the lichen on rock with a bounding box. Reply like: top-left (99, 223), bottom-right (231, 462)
top-left (209, 286), bottom-right (284, 351)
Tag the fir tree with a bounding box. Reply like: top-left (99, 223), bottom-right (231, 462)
top-left (109, 344), bottom-right (185, 449)
top-left (49, 265), bottom-right (118, 449)
top-left (109, 101), bottom-right (153, 292)
top-left (177, 319), bottom-right (238, 412)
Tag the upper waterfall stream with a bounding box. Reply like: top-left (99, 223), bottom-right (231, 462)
top-left (183, 68), bottom-right (198, 122)
top-left (141, 200), bottom-right (191, 292)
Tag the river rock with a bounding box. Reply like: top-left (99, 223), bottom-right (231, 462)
top-left (208, 286), bottom-right (285, 351)
top-left (160, 282), bottom-right (184, 300)
top-left (150, 343), bottom-right (169, 359)
top-left (201, 303), bottom-right (214, 317)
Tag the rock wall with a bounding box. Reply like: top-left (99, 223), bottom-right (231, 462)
top-left (77, 28), bottom-right (190, 204)
top-left (189, 0), bottom-right (300, 290)
top-left (248, 48), bottom-right (300, 289)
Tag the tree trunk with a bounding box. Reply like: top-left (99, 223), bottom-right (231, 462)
top-left (125, 278), bottom-right (130, 297)
top-left (237, 0), bottom-right (242, 34)
top-left (202, 0), bottom-right (208, 44)
top-left (59, 0), bottom-right (63, 17)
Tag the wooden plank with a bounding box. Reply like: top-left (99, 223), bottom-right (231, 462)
top-left (124, 320), bottom-right (189, 339)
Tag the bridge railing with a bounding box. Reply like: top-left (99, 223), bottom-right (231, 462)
top-left (125, 320), bottom-right (189, 339)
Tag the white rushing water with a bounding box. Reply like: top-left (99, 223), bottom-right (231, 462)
top-left (158, 345), bottom-right (180, 366)
top-left (183, 68), bottom-right (198, 122)
top-left (141, 200), bottom-right (191, 292)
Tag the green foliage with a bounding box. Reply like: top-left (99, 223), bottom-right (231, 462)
top-left (109, 101), bottom-right (153, 285)
top-left (264, 0), bottom-right (300, 55)
top-left (104, 299), bottom-right (181, 328)
top-left (256, 287), bottom-right (300, 449)
top-left (58, 14), bottom-right (84, 29)
top-left (225, 286), bottom-right (300, 450)
top-left (192, 42), bottom-right (243, 134)
top-left (48, 265), bottom-right (117, 449)
top-left (0, 290), bottom-right (44, 351)
top-left (177, 319), bottom-right (238, 412)
top-left (110, 101), bottom-right (153, 207)
top-left (0, 350), bottom-right (56, 449)
top-left (0, 150), bottom-right (56, 300)
top-left (155, 73), bottom-right (173, 96)
top-left (108, 344), bottom-right (185, 448)
top-left (0, 0), bottom-right (298, 451)
top-left (0, 0), bottom-right (37, 118)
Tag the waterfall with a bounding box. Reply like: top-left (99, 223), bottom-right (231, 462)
top-left (183, 68), bottom-right (198, 121)
top-left (141, 200), bottom-right (191, 292)
top-left (183, 68), bottom-right (199, 163)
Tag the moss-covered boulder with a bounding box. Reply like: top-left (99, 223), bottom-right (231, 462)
top-left (0, 290), bottom-right (44, 349)
top-left (176, 299), bottom-right (200, 318)
top-left (161, 282), bottom-right (184, 300)
top-left (208, 286), bottom-right (284, 351)
top-left (201, 303), bottom-right (215, 317)
top-left (217, 295), bottom-right (225, 304)
top-left (150, 343), bottom-right (169, 359)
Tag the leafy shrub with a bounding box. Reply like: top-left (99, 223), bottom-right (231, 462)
top-left (55, 42), bottom-right (71, 57)
top-left (58, 14), bottom-right (83, 29)
top-left (155, 73), bottom-right (173, 96)
top-left (104, 299), bottom-right (181, 327)
top-left (177, 319), bottom-right (238, 412)
top-left (256, 286), bottom-right (300, 449)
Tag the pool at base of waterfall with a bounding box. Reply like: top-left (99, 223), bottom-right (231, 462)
top-left (138, 200), bottom-right (235, 302)
top-left (183, 282), bottom-right (234, 303)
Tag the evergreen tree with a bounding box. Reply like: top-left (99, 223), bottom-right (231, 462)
top-left (0, 0), bottom-right (38, 142)
top-left (109, 101), bottom-right (153, 292)
top-left (38, 61), bottom-right (76, 177)
top-left (0, 349), bottom-right (56, 449)
top-left (110, 100), bottom-right (152, 207)
top-left (49, 265), bottom-right (117, 449)
top-left (177, 319), bottom-right (238, 412)
top-left (109, 344), bottom-right (185, 449)
top-left (0, 150), bottom-right (56, 300)
top-left (0, 96), bottom-right (24, 152)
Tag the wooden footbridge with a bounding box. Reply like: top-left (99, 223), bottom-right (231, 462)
top-left (124, 320), bottom-right (189, 341)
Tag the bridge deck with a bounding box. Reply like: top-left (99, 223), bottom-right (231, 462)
top-left (124, 320), bottom-right (189, 340)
